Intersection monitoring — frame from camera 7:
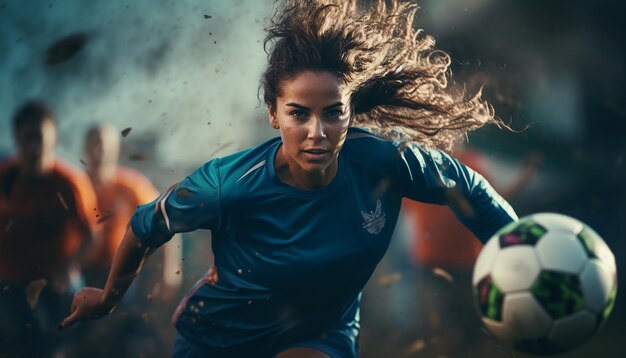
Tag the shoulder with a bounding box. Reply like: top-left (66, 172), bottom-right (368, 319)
top-left (203, 136), bottom-right (281, 185)
top-left (53, 158), bottom-right (90, 184)
top-left (456, 149), bottom-right (490, 177)
top-left (114, 166), bottom-right (156, 189)
top-left (343, 127), bottom-right (403, 171)
top-left (53, 158), bottom-right (96, 198)
top-left (114, 166), bottom-right (159, 200)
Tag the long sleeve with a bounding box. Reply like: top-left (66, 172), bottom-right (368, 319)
top-left (398, 143), bottom-right (518, 242)
top-left (130, 159), bottom-right (222, 248)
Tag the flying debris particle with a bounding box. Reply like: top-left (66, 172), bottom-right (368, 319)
top-left (56, 192), bottom-right (68, 210)
top-left (198, 301), bottom-right (205, 308)
top-left (25, 279), bottom-right (47, 309)
top-left (141, 313), bottom-right (150, 323)
top-left (128, 154), bottom-right (147, 161)
top-left (2, 285), bottom-right (9, 291)
top-left (80, 159), bottom-right (87, 167)
top-left (237, 269), bottom-right (243, 274)
top-left (377, 272), bottom-right (402, 287)
top-left (403, 339), bottom-right (425, 355)
top-left (203, 14), bottom-right (212, 19)
top-left (121, 127), bottom-right (132, 137)
top-left (432, 268), bottom-right (454, 282)
top-left (247, 300), bottom-right (252, 305)
top-left (44, 33), bottom-right (89, 66)
top-left (4, 220), bottom-right (14, 233)
top-left (147, 294), bottom-right (153, 302)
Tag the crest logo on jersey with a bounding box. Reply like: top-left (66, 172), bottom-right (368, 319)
top-left (361, 200), bottom-right (386, 235)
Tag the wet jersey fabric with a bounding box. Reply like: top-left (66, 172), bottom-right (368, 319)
top-left (131, 127), bottom-right (517, 350)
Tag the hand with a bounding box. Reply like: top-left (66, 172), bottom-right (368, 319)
top-left (58, 287), bottom-right (116, 330)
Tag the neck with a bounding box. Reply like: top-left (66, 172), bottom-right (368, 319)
top-left (275, 146), bottom-right (338, 190)
top-left (89, 164), bottom-right (117, 186)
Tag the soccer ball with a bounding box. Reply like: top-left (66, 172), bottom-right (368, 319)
top-left (472, 213), bottom-right (617, 354)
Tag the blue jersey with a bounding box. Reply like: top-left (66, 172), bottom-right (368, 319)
top-left (131, 127), bottom-right (517, 350)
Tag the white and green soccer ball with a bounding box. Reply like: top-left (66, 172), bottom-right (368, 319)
top-left (472, 213), bottom-right (617, 354)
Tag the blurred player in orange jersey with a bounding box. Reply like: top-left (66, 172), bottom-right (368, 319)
top-left (81, 123), bottom-right (181, 292)
top-left (75, 123), bottom-right (182, 357)
top-left (0, 100), bottom-right (97, 357)
top-left (402, 141), bottom-right (539, 356)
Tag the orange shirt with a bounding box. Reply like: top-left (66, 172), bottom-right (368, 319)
top-left (85, 166), bottom-right (158, 269)
top-left (403, 149), bottom-right (491, 270)
top-left (0, 158), bottom-right (97, 283)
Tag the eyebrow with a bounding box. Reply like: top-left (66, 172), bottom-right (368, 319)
top-left (285, 102), bottom-right (344, 111)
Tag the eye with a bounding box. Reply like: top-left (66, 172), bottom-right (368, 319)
top-left (324, 109), bottom-right (344, 119)
top-left (290, 110), bottom-right (309, 119)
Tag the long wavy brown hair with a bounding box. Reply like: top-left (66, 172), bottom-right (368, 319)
top-left (262, 0), bottom-right (505, 150)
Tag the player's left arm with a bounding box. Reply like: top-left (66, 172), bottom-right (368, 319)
top-left (398, 144), bottom-right (518, 242)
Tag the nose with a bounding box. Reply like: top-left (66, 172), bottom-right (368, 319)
top-left (307, 116), bottom-right (326, 141)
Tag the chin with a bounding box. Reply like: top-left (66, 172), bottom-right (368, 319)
top-left (297, 159), bottom-right (328, 171)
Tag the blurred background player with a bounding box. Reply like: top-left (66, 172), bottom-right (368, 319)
top-left (0, 100), bottom-right (97, 357)
top-left (77, 123), bottom-right (182, 357)
top-left (81, 123), bottom-right (181, 290)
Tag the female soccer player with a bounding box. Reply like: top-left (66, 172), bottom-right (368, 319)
top-left (60, 1), bottom-right (518, 357)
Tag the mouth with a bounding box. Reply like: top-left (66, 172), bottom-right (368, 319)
top-left (302, 148), bottom-right (330, 161)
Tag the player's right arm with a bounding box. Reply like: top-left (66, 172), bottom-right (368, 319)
top-left (59, 159), bottom-right (222, 328)
top-left (60, 226), bottom-right (149, 328)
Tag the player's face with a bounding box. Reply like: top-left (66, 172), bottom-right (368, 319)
top-left (86, 126), bottom-right (120, 168)
top-left (269, 70), bottom-right (351, 182)
top-left (15, 118), bottom-right (57, 174)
